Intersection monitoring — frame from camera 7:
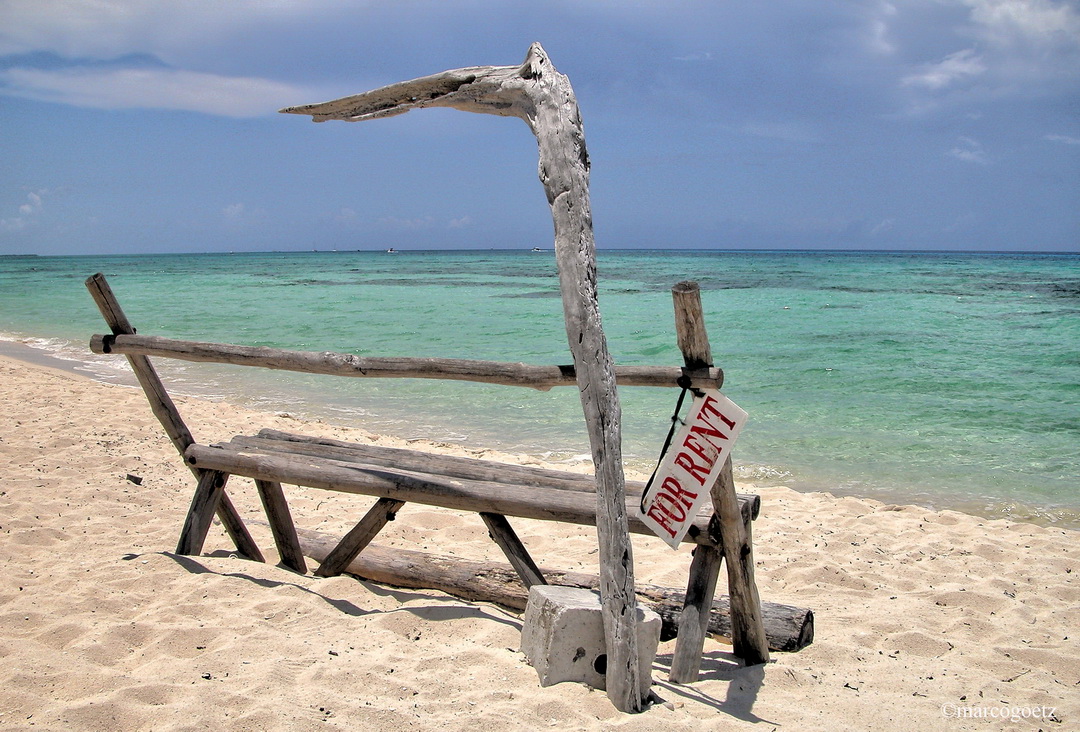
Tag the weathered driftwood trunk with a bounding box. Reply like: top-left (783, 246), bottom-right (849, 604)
top-left (287, 526), bottom-right (814, 652)
top-left (282, 44), bottom-right (643, 711)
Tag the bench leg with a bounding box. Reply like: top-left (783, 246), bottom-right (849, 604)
top-left (723, 512), bottom-right (770, 665)
top-left (176, 470), bottom-right (230, 556)
top-left (315, 497), bottom-right (406, 578)
top-left (480, 512), bottom-right (547, 589)
top-left (216, 492), bottom-right (264, 562)
top-left (668, 543), bottom-right (723, 684)
top-left (255, 480), bottom-right (307, 574)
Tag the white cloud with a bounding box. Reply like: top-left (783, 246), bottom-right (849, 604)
top-left (894, 1), bottom-right (1079, 116)
top-left (962, 0), bottom-right (1080, 47)
top-left (948, 136), bottom-right (990, 164)
top-left (870, 218), bottom-right (896, 236)
top-left (902, 49), bottom-right (987, 89)
top-left (673, 52), bottom-right (714, 62)
top-left (0, 65), bottom-right (318, 117)
top-left (220, 200), bottom-right (267, 229)
top-left (861, 1), bottom-right (898, 55)
top-left (2, 188), bottom-right (46, 231)
top-left (1045, 133), bottom-right (1080, 145)
top-left (0, 0), bottom-right (349, 60)
top-left (447, 216), bottom-right (472, 229)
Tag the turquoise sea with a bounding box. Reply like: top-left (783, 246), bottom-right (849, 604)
top-left (2, 249), bottom-right (1078, 526)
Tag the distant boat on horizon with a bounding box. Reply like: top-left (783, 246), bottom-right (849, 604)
top-left (386, 247), bottom-right (398, 254)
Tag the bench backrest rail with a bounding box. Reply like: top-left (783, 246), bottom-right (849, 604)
top-left (89, 332), bottom-right (723, 392)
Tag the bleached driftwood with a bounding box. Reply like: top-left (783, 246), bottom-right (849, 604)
top-left (282, 44), bottom-right (644, 711)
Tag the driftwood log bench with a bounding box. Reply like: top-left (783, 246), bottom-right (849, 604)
top-left (86, 45), bottom-right (813, 711)
top-left (86, 273), bottom-right (813, 675)
top-left (86, 274), bottom-right (812, 682)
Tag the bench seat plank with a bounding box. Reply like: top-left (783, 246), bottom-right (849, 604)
top-left (184, 441), bottom-right (741, 547)
top-left (230, 430), bottom-right (761, 521)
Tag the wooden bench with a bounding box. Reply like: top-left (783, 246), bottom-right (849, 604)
top-left (184, 428), bottom-right (759, 577)
top-left (86, 272), bottom-right (807, 686)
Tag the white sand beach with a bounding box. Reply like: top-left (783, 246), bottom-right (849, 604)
top-left (1, 354), bottom-right (1077, 730)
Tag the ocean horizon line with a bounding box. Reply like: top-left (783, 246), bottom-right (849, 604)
top-left (9, 247), bottom-right (1079, 259)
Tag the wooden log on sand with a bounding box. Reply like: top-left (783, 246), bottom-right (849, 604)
top-left (288, 525), bottom-right (814, 653)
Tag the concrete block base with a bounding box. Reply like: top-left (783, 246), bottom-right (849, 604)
top-left (520, 585), bottom-right (661, 697)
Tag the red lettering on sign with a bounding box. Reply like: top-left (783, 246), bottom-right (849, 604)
top-left (660, 475), bottom-right (698, 510)
top-left (644, 475), bottom-right (701, 539)
top-left (652, 491), bottom-right (687, 524)
top-left (645, 503), bottom-right (679, 538)
top-left (673, 451), bottom-right (710, 486)
top-left (641, 391), bottom-right (747, 546)
top-left (699, 395), bottom-right (738, 431)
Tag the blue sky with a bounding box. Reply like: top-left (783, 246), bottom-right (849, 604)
top-left (1, 1), bottom-right (1077, 255)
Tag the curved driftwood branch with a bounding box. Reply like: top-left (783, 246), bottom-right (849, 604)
top-left (282, 43), bottom-right (642, 711)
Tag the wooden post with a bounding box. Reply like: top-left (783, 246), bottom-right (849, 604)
top-left (176, 470), bottom-right (230, 555)
top-left (281, 44), bottom-right (643, 711)
top-left (84, 273), bottom-right (263, 562)
top-left (669, 280), bottom-right (725, 682)
top-left (255, 480), bottom-right (308, 574)
top-left (669, 281), bottom-right (770, 675)
top-left (480, 512), bottom-right (547, 588)
top-left (314, 497), bottom-right (406, 577)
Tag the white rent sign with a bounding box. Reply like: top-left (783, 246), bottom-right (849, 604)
top-left (638, 389), bottom-right (748, 549)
